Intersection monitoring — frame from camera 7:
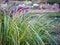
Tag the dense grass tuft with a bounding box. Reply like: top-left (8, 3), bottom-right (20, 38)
top-left (0, 12), bottom-right (60, 45)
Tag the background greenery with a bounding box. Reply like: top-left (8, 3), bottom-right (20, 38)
top-left (48, 0), bottom-right (60, 3)
top-left (23, 0), bottom-right (60, 3)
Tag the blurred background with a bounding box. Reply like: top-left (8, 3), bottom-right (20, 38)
top-left (0, 0), bottom-right (60, 3)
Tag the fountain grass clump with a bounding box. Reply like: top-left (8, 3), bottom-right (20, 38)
top-left (1, 12), bottom-right (60, 45)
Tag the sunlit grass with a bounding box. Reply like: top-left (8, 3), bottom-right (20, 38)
top-left (0, 12), bottom-right (60, 45)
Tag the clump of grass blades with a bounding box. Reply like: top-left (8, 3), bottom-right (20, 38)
top-left (2, 12), bottom-right (60, 45)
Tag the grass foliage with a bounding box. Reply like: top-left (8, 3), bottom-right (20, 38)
top-left (0, 12), bottom-right (60, 45)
